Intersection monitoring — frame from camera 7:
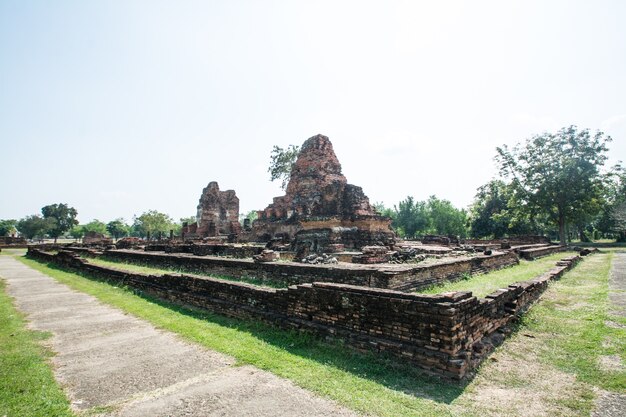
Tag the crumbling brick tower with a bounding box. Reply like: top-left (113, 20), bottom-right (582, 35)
top-left (183, 182), bottom-right (241, 238)
top-left (252, 134), bottom-right (395, 252)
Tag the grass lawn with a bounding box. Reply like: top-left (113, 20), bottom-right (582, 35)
top-left (7, 251), bottom-right (625, 416)
top-left (89, 256), bottom-right (286, 288)
top-left (0, 278), bottom-right (73, 416)
top-left (418, 252), bottom-right (577, 297)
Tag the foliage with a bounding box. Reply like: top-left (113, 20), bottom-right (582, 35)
top-left (373, 202), bottom-right (396, 219)
top-left (381, 196), bottom-right (467, 239)
top-left (16, 215), bottom-right (52, 239)
top-left (596, 169), bottom-right (626, 241)
top-left (179, 216), bottom-right (197, 226)
top-left (268, 144), bottom-right (300, 190)
top-left (393, 197), bottom-right (429, 238)
top-left (239, 210), bottom-right (258, 226)
top-left (131, 210), bottom-right (176, 238)
top-left (496, 126), bottom-right (612, 244)
top-left (106, 218), bottom-right (130, 240)
top-left (82, 219), bottom-right (108, 235)
top-left (41, 203), bottom-right (78, 242)
top-left (69, 225), bottom-right (84, 240)
top-left (426, 196), bottom-right (467, 238)
top-left (0, 219), bottom-right (17, 236)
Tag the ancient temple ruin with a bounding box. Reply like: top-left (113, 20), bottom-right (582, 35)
top-left (182, 181), bottom-right (241, 238)
top-left (252, 134), bottom-right (395, 252)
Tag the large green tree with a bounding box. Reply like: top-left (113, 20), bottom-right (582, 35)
top-left (268, 144), bottom-right (300, 190)
top-left (468, 180), bottom-right (509, 238)
top-left (41, 203), bottom-right (78, 242)
top-left (596, 169), bottom-right (626, 241)
top-left (425, 196), bottom-right (467, 238)
top-left (132, 210), bottom-right (176, 239)
top-left (393, 196), bottom-right (429, 238)
top-left (82, 220), bottom-right (108, 235)
top-left (0, 219), bottom-right (17, 237)
top-left (106, 218), bottom-right (130, 240)
top-left (17, 215), bottom-right (52, 240)
top-left (496, 126), bottom-right (612, 244)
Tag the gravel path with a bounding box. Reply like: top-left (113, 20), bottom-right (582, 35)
top-left (0, 256), bottom-right (358, 417)
top-left (592, 251), bottom-right (626, 417)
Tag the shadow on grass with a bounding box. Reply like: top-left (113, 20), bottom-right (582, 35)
top-left (37, 259), bottom-right (468, 405)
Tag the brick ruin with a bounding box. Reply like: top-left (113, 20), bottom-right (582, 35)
top-left (181, 181), bottom-right (241, 239)
top-left (28, 247), bottom-right (587, 380)
top-left (252, 134), bottom-right (395, 252)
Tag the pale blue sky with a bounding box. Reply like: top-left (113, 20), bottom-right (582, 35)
top-left (1, 0), bottom-right (625, 224)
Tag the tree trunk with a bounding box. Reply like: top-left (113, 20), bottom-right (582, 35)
top-left (558, 215), bottom-right (566, 245)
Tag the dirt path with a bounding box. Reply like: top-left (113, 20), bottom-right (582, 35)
top-left (0, 256), bottom-right (358, 417)
top-left (592, 251), bottom-right (626, 417)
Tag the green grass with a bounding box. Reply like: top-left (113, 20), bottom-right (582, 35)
top-left (521, 251), bottom-right (626, 391)
top-left (0, 280), bottom-right (74, 416)
top-left (90, 256), bottom-right (287, 288)
top-left (10, 251), bottom-right (625, 416)
top-left (417, 252), bottom-right (577, 297)
top-left (18, 256), bottom-right (464, 417)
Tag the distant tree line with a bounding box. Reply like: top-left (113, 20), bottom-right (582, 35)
top-left (3, 126), bottom-right (623, 244)
top-left (376, 126), bottom-right (624, 243)
top-left (1, 205), bottom-right (199, 241)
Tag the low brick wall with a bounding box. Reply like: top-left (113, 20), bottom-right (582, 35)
top-left (98, 249), bottom-right (519, 291)
top-left (388, 251), bottom-right (520, 291)
top-left (27, 248), bottom-right (583, 380)
top-left (518, 245), bottom-right (565, 260)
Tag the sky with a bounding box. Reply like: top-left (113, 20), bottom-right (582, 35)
top-left (1, 0), bottom-right (625, 224)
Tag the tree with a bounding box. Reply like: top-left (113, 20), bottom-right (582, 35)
top-left (179, 216), bottom-right (196, 226)
top-left (0, 219), bottom-right (17, 236)
top-left (268, 144), bottom-right (300, 190)
top-left (82, 219), bottom-right (108, 235)
top-left (41, 203), bottom-right (78, 243)
top-left (106, 218), bottom-right (130, 240)
top-left (425, 196), bottom-right (467, 238)
top-left (17, 215), bottom-right (52, 240)
top-left (496, 126), bottom-right (612, 245)
top-left (132, 210), bottom-right (176, 239)
top-left (468, 180), bottom-right (513, 239)
top-left (69, 225), bottom-right (85, 240)
top-left (238, 210), bottom-right (258, 227)
top-left (393, 196), bottom-right (429, 238)
top-left (596, 168), bottom-right (626, 241)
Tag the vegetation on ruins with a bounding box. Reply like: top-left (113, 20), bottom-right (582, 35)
top-left (268, 144), bottom-right (300, 190)
top-left (41, 203), bottom-right (79, 243)
top-left (16, 251), bottom-right (625, 416)
top-left (418, 252), bottom-right (574, 297)
top-left (0, 219), bottom-right (17, 236)
top-left (495, 126), bottom-right (614, 245)
top-left (239, 210), bottom-right (258, 225)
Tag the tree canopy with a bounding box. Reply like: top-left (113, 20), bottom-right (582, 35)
top-left (0, 219), bottom-right (17, 237)
top-left (41, 203), bottom-right (78, 242)
top-left (379, 195), bottom-right (467, 239)
top-left (17, 215), bottom-right (51, 239)
top-left (268, 144), bottom-right (300, 190)
top-left (496, 126), bottom-right (612, 244)
top-left (132, 210), bottom-right (176, 238)
top-left (106, 218), bottom-right (130, 239)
